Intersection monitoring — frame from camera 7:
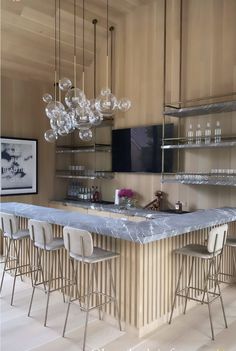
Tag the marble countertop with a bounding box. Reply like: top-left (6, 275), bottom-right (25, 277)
top-left (1, 202), bottom-right (236, 244)
top-left (52, 199), bottom-right (177, 219)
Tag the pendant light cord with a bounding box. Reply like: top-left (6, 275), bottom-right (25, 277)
top-left (106, 0), bottom-right (109, 88)
top-left (54, 0), bottom-right (57, 101)
top-left (92, 19), bottom-right (97, 99)
top-left (109, 26), bottom-right (114, 93)
top-left (82, 0), bottom-right (85, 91)
top-left (58, 0), bottom-right (61, 101)
top-left (107, 0), bottom-right (109, 57)
top-left (73, 0), bottom-right (77, 91)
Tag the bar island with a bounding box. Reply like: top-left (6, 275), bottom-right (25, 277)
top-left (1, 202), bottom-right (236, 336)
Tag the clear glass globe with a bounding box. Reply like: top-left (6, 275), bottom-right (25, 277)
top-left (65, 88), bottom-right (86, 109)
top-left (118, 98), bottom-right (132, 112)
top-left (45, 101), bottom-right (65, 119)
top-left (89, 98), bottom-right (96, 110)
top-left (57, 127), bottom-right (69, 136)
top-left (50, 118), bottom-right (58, 130)
top-left (79, 128), bottom-right (93, 141)
top-left (44, 129), bottom-right (58, 143)
top-left (59, 77), bottom-right (72, 91)
top-left (75, 106), bottom-right (92, 128)
top-left (101, 87), bottom-right (111, 96)
top-left (79, 97), bottom-right (90, 108)
top-left (42, 93), bottom-right (53, 103)
top-left (56, 111), bottom-right (69, 127)
top-left (89, 110), bottom-right (103, 126)
top-left (95, 92), bottom-right (118, 117)
top-left (67, 109), bottom-right (76, 119)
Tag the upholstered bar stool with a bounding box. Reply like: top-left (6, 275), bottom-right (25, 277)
top-left (28, 219), bottom-right (68, 327)
top-left (0, 212), bottom-right (32, 305)
top-left (169, 224), bottom-right (228, 340)
top-left (219, 236), bottom-right (236, 282)
top-left (62, 226), bottom-right (122, 351)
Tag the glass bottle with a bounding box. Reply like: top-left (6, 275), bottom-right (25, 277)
top-left (94, 186), bottom-right (100, 203)
top-left (187, 124), bottom-right (194, 144)
top-left (204, 122), bottom-right (211, 144)
top-left (91, 186), bottom-right (95, 202)
top-left (214, 121), bottom-right (222, 143)
top-left (196, 124), bottom-right (202, 145)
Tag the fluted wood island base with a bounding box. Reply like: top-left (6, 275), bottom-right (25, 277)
top-left (1, 202), bottom-right (236, 336)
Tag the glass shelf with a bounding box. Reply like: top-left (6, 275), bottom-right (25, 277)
top-left (56, 170), bottom-right (114, 180)
top-left (162, 140), bottom-right (236, 150)
top-left (162, 173), bottom-right (236, 186)
top-left (56, 144), bottom-right (111, 154)
top-left (164, 100), bottom-right (236, 118)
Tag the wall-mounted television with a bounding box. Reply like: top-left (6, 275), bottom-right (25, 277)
top-left (112, 123), bottom-right (173, 173)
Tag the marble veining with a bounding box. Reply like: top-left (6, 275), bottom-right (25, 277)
top-left (53, 199), bottom-right (176, 219)
top-left (1, 202), bottom-right (236, 244)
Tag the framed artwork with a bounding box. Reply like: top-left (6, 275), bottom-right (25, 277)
top-left (1, 137), bottom-right (38, 196)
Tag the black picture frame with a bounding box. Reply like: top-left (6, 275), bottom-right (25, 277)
top-left (1, 137), bottom-right (38, 196)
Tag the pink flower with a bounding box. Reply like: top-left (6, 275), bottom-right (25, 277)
top-left (118, 188), bottom-right (134, 198)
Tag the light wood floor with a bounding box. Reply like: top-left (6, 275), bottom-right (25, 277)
top-left (1, 270), bottom-right (236, 351)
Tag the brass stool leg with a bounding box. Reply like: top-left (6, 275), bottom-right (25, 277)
top-left (212, 260), bottom-right (228, 329)
top-left (26, 239), bottom-right (34, 287)
top-left (28, 248), bottom-right (43, 316)
top-left (58, 250), bottom-right (65, 303)
top-left (108, 260), bottom-right (122, 331)
top-left (62, 257), bottom-right (78, 337)
top-left (11, 240), bottom-right (22, 305)
top-left (94, 263), bottom-right (102, 320)
top-left (13, 240), bottom-right (23, 282)
top-left (183, 256), bottom-right (194, 314)
top-left (233, 249), bottom-right (236, 276)
top-left (0, 238), bottom-right (12, 293)
top-left (169, 255), bottom-right (185, 324)
top-left (83, 264), bottom-right (94, 351)
top-left (44, 251), bottom-right (54, 327)
top-left (204, 260), bottom-right (214, 340)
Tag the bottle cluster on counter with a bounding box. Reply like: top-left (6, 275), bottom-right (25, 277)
top-left (67, 181), bottom-right (101, 202)
top-left (187, 121), bottom-right (221, 144)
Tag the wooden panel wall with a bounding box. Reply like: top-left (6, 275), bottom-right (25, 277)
top-left (1, 0), bottom-right (236, 211)
top-left (0, 75), bottom-right (56, 206)
top-left (83, 0), bottom-right (236, 209)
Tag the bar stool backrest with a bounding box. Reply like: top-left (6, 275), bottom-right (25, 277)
top-left (0, 212), bottom-right (18, 237)
top-left (63, 226), bottom-right (93, 258)
top-left (207, 224), bottom-right (228, 254)
top-left (28, 219), bottom-right (53, 247)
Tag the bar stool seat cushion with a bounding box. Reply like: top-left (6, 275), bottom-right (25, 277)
top-left (34, 238), bottom-right (64, 251)
top-left (226, 237), bottom-right (236, 247)
top-left (175, 244), bottom-right (221, 259)
top-left (4, 229), bottom-right (30, 240)
top-left (70, 247), bottom-right (119, 264)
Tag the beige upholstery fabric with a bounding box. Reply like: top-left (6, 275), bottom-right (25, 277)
top-left (226, 237), bottom-right (236, 247)
top-left (175, 244), bottom-right (221, 259)
top-left (4, 229), bottom-right (29, 240)
top-left (28, 219), bottom-right (53, 247)
top-left (63, 226), bottom-right (93, 257)
top-left (0, 212), bottom-right (19, 236)
top-left (34, 238), bottom-right (64, 251)
top-left (207, 224), bottom-right (228, 253)
top-left (70, 247), bottom-right (120, 263)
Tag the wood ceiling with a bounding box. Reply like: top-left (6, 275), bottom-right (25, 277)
top-left (1, 0), bottom-right (151, 83)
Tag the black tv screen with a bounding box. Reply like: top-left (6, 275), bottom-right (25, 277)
top-left (112, 124), bottom-right (173, 173)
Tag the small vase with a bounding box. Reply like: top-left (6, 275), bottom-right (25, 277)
top-left (120, 197), bottom-right (132, 209)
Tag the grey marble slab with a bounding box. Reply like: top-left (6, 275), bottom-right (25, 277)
top-left (1, 202), bottom-right (236, 244)
top-left (53, 199), bottom-right (175, 219)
